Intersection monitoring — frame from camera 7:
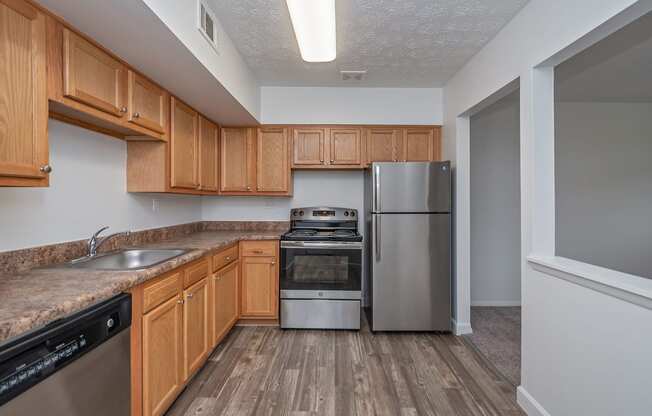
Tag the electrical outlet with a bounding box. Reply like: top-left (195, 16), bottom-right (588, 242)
top-left (151, 199), bottom-right (159, 212)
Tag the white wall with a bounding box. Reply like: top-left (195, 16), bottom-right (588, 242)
top-left (142, 0), bottom-right (260, 119)
top-left (556, 102), bottom-right (652, 279)
top-left (0, 120), bottom-right (202, 252)
top-left (470, 91), bottom-right (521, 306)
top-left (443, 0), bottom-right (652, 415)
top-left (261, 87), bottom-right (442, 125)
top-left (202, 171), bottom-right (364, 224)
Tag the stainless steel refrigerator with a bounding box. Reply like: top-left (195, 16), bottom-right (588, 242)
top-left (364, 162), bottom-right (452, 331)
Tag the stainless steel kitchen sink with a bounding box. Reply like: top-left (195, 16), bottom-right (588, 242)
top-left (62, 249), bottom-right (191, 271)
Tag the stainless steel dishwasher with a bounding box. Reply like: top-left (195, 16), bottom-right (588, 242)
top-left (0, 293), bottom-right (131, 415)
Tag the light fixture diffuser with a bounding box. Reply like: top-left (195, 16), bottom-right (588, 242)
top-left (286, 0), bottom-right (336, 62)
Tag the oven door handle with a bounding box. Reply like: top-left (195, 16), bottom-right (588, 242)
top-left (281, 241), bottom-right (363, 249)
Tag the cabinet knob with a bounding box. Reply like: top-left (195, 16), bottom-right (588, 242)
top-left (330, 159), bottom-right (334, 163)
top-left (177, 299), bottom-right (184, 304)
top-left (120, 107), bottom-right (127, 113)
top-left (271, 261), bottom-right (276, 265)
top-left (133, 112), bottom-right (140, 118)
top-left (40, 165), bottom-right (52, 174)
top-left (320, 159), bottom-right (324, 163)
top-left (225, 256), bottom-right (231, 261)
top-left (247, 186), bottom-right (251, 191)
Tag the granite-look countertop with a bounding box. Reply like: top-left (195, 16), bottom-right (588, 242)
top-left (0, 230), bottom-right (282, 344)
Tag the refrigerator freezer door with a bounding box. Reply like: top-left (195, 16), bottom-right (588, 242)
top-left (371, 162), bottom-right (451, 213)
top-left (371, 213), bottom-right (451, 331)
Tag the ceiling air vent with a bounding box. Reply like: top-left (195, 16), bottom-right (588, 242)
top-left (198, 0), bottom-right (219, 53)
top-left (340, 70), bottom-right (367, 81)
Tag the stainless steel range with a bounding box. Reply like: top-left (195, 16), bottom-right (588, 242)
top-left (280, 207), bottom-right (362, 330)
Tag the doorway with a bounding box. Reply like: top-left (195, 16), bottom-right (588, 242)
top-left (466, 88), bottom-right (522, 386)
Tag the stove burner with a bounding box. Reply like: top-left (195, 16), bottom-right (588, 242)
top-left (284, 207), bottom-right (362, 242)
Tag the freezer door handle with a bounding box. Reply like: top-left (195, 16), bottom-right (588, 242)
top-left (374, 165), bottom-right (381, 212)
top-left (374, 215), bottom-right (381, 261)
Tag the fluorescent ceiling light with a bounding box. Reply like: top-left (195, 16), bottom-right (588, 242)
top-left (286, 0), bottom-right (336, 62)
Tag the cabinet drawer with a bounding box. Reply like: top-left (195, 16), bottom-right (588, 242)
top-left (241, 241), bottom-right (277, 257)
top-left (212, 245), bottom-right (238, 272)
top-left (143, 271), bottom-right (182, 313)
top-left (184, 259), bottom-right (209, 288)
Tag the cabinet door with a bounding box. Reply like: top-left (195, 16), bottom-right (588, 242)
top-left (293, 128), bottom-right (325, 166)
top-left (366, 128), bottom-right (399, 163)
top-left (62, 28), bottom-right (127, 117)
top-left (198, 116), bottom-right (219, 192)
top-left (143, 295), bottom-right (183, 416)
top-left (0, 0), bottom-right (49, 184)
top-left (183, 278), bottom-right (209, 380)
top-left (257, 127), bottom-right (289, 193)
top-left (330, 128), bottom-right (362, 166)
top-left (212, 261), bottom-right (239, 346)
top-left (401, 128), bottom-right (435, 161)
top-left (128, 71), bottom-right (167, 134)
top-left (220, 127), bottom-right (255, 192)
top-left (241, 256), bottom-right (278, 318)
top-left (170, 97), bottom-right (198, 189)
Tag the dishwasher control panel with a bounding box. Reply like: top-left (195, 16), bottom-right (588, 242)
top-left (0, 294), bottom-right (131, 406)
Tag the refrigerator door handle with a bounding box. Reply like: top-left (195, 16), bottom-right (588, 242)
top-left (375, 215), bottom-right (381, 261)
top-left (374, 165), bottom-right (381, 212)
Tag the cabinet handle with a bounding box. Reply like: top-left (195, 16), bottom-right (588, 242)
top-left (133, 112), bottom-right (140, 118)
top-left (40, 165), bottom-right (52, 174)
top-left (252, 250), bottom-right (263, 254)
top-left (120, 107), bottom-right (127, 113)
top-left (177, 299), bottom-right (184, 304)
top-left (187, 293), bottom-right (193, 299)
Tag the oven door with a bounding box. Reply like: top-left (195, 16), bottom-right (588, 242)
top-left (280, 241), bottom-right (362, 299)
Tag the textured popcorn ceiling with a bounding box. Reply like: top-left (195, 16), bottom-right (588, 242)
top-left (209, 0), bottom-right (529, 87)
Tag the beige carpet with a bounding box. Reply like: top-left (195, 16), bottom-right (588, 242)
top-left (465, 306), bottom-right (521, 386)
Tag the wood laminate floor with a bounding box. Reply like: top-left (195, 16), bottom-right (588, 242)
top-left (166, 321), bottom-right (525, 416)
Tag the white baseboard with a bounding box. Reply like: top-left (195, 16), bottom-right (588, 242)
top-left (471, 300), bottom-right (522, 307)
top-left (451, 318), bottom-right (472, 335)
top-left (517, 386), bottom-right (551, 416)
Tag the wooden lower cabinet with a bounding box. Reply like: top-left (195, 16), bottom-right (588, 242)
top-left (133, 241), bottom-right (279, 416)
top-left (183, 278), bottom-right (209, 380)
top-left (240, 241), bottom-right (279, 320)
top-left (142, 294), bottom-right (183, 416)
top-left (212, 261), bottom-right (239, 345)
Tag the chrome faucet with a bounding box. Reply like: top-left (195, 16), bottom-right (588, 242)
top-left (88, 226), bottom-right (131, 257)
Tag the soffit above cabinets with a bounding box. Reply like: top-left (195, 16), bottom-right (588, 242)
top-left (35, 0), bottom-right (259, 125)
top-left (209, 0), bottom-right (530, 87)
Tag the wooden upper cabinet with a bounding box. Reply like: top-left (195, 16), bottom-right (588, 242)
top-left (198, 116), bottom-right (219, 192)
top-left (0, 0), bottom-right (49, 187)
top-left (62, 28), bottom-right (127, 117)
top-left (170, 97), bottom-right (198, 189)
top-left (293, 128), bottom-right (325, 166)
top-left (402, 128), bottom-right (434, 161)
top-left (182, 278), bottom-right (209, 381)
top-left (257, 127), bottom-right (290, 193)
top-left (142, 295), bottom-right (183, 416)
top-left (220, 127), bottom-right (255, 193)
top-left (366, 128), bottom-right (400, 163)
top-left (330, 128), bottom-right (362, 166)
top-left (400, 127), bottom-right (442, 162)
top-left (128, 71), bottom-right (167, 135)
